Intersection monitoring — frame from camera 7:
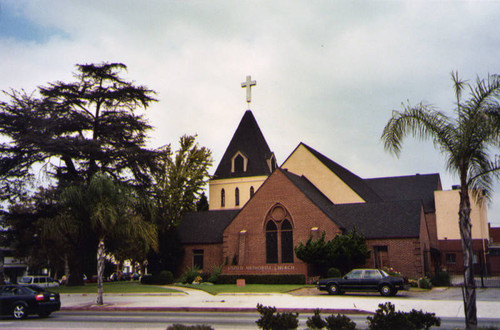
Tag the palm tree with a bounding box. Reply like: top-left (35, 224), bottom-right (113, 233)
top-left (381, 72), bottom-right (500, 330)
top-left (57, 173), bottom-right (158, 305)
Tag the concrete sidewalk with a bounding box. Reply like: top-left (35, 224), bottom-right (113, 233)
top-left (60, 286), bottom-right (500, 319)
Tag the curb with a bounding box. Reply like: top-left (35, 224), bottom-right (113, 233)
top-left (61, 306), bottom-right (373, 314)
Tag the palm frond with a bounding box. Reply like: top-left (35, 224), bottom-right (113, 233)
top-left (381, 102), bottom-right (454, 157)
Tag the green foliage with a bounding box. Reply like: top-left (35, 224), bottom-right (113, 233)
top-left (324, 314), bottom-right (357, 330)
top-left (367, 302), bottom-right (440, 330)
top-left (327, 267), bottom-right (341, 278)
top-left (167, 325), bottom-right (214, 330)
top-left (431, 270), bottom-right (450, 287)
top-left (255, 304), bottom-right (298, 330)
top-left (295, 228), bottom-right (370, 274)
top-left (179, 265), bottom-right (201, 284)
top-left (306, 309), bottom-right (326, 329)
top-left (306, 309), bottom-right (356, 330)
top-left (207, 264), bottom-right (222, 283)
top-left (418, 277), bottom-right (433, 289)
top-left (216, 274), bottom-right (305, 285)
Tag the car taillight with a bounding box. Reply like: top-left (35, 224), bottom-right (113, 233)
top-left (36, 294), bottom-right (45, 301)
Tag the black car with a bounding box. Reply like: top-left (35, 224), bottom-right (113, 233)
top-left (317, 268), bottom-right (409, 296)
top-left (0, 285), bottom-right (61, 319)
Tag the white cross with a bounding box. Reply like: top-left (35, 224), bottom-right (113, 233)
top-left (241, 75), bottom-right (257, 105)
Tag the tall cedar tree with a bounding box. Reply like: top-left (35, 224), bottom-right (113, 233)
top-left (381, 72), bottom-right (500, 329)
top-left (0, 63), bottom-right (158, 285)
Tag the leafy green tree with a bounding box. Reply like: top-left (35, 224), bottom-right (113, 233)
top-left (295, 228), bottom-right (370, 275)
top-left (147, 135), bottom-right (212, 273)
top-left (381, 72), bottom-right (500, 329)
top-left (56, 173), bottom-right (158, 304)
top-left (0, 62), bottom-right (158, 201)
top-left (0, 62), bottom-right (159, 284)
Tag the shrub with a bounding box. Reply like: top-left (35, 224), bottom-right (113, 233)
top-left (179, 265), bottom-right (201, 284)
top-left (207, 264), bottom-right (222, 283)
top-left (167, 325), bottom-right (214, 330)
top-left (407, 309), bottom-right (441, 329)
top-left (216, 274), bottom-right (305, 284)
top-left (255, 304), bottom-right (299, 330)
top-left (327, 267), bottom-right (341, 278)
top-left (431, 271), bottom-right (450, 287)
top-left (367, 302), bottom-right (440, 330)
top-left (324, 314), bottom-right (357, 330)
top-left (418, 277), bottom-right (432, 289)
top-left (306, 309), bottom-right (326, 329)
top-left (157, 270), bottom-right (174, 285)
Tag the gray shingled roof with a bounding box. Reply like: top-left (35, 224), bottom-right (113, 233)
top-left (365, 174), bottom-right (441, 213)
top-left (327, 200), bottom-right (424, 239)
top-left (282, 170), bottom-right (423, 238)
top-left (297, 143), bottom-right (383, 203)
top-left (213, 110), bottom-right (274, 179)
top-left (177, 210), bottom-right (239, 244)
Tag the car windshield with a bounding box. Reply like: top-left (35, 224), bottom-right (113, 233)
top-left (18, 277), bottom-right (31, 284)
top-left (380, 270), bottom-right (390, 277)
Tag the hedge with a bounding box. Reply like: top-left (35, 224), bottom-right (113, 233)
top-left (215, 274), bottom-right (305, 284)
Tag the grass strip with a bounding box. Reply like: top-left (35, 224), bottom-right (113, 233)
top-left (51, 281), bottom-right (181, 294)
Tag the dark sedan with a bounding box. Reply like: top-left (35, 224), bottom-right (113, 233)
top-left (0, 285), bottom-right (61, 319)
top-left (317, 268), bottom-right (409, 296)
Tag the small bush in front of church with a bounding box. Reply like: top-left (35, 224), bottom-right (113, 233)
top-left (324, 314), bottom-right (356, 330)
top-left (179, 265), bottom-right (201, 284)
top-left (255, 304), bottom-right (299, 330)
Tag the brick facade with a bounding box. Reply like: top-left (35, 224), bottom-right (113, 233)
top-left (222, 169), bottom-right (342, 277)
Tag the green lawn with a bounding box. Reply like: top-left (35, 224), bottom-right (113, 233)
top-left (175, 284), bottom-right (311, 295)
top-left (51, 281), bottom-right (310, 295)
top-left (51, 281), bottom-right (181, 294)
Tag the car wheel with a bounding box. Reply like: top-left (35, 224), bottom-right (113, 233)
top-left (13, 304), bottom-right (27, 319)
top-left (380, 284), bottom-right (394, 296)
top-left (327, 283), bottom-right (341, 295)
top-left (39, 312), bottom-right (51, 318)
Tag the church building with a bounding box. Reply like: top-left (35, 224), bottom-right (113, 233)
top-left (177, 77), bottom-right (492, 282)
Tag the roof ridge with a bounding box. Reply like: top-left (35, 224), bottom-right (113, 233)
top-left (298, 143), bottom-right (383, 203)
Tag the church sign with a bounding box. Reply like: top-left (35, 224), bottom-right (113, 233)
top-left (223, 263), bottom-right (307, 275)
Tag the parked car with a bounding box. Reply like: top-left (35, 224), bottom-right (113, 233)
top-left (317, 268), bottom-right (409, 296)
top-left (0, 285), bottom-right (61, 319)
top-left (18, 276), bottom-right (60, 288)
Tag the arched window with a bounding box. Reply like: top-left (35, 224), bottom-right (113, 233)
top-left (250, 186), bottom-right (255, 198)
top-left (235, 187), bottom-right (240, 206)
top-left (281, 220), bottom-right (294, 263)
top-left (234, 154), bottom-right (244, 172)
top-left (266, 221), bottom-right (278, 263)
top-left (221, 189), bottom-right (225, 207)
top-left (265, 204), bottom-right (294, 264)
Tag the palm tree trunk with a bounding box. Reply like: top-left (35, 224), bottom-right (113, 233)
top-left (96, 238), bottom-right (105, 305)
top-left (459, 189), bottom-right (477, 330)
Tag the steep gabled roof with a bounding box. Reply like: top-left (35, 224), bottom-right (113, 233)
top-left (177, 210), bottom-right (239, 244)
top-left (327, 200), bottom-right (424, 239)
top-left (213, 110), bottom-right (274, 179)
top-left (365, 174), bottom-right (441, 213)
top-left (298, 143), bottom-right (383, 203)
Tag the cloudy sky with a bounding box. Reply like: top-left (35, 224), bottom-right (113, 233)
top-left (1, 1), bottom-right (500, 225)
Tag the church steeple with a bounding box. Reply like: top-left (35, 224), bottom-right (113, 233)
top-left (213, 110), bottom-right (276, 180)
top-left (209, 76), bottom-right (276, 210)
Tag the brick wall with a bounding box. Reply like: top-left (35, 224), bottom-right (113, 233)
top-left (439, 239), bottom-right (489, 275)
top-left (365, 238), bottom-right (426, 279)
top-left (178, 243), bottom-right (224, 276)
top-left (223, 169), bottom-right (342, 271)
